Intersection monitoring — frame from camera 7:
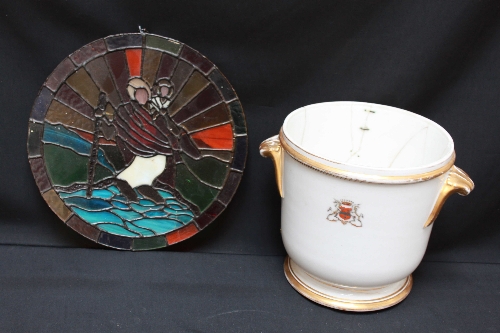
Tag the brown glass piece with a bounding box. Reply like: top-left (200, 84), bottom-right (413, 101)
top-left (182, 103), bottom-right (230, 133)
top-left (103, 103), bottom-right (115, 122)
top-left (105, 34), bottom-right (142, 51)
top-left (43, 189), bottom-right (72, 221)
top-left (136, 185), bottom-right (164, 204)
top-left (28, 122), bottom-right (44, 157)
top-left (231, 136), bottom-right (247, 171)
top-left (229, 101), bottom-right (247, 135)
top-left (85, 57), bottom-right (121, 108)
top-left (169, 60), bottom-right (194, 101)
top-left (66, 215), bottom-right (101, 241)
top-left (45, 100), bottom-right (95, 133)
top-left (196, 200), bottom-right (226, 229)
top-left (201, 150), bottom-right (232, 162)
top-left (66, 69), bottom-right (101, 108)
top-left (142, 49), bottom-right (162, 88)
top-left (46, 58), bottom-right (76, 92)
top-left (31, 87), bottom-right (54, 123)
top-left (70, 39), bottom-right (107, 66)
top-left (172, 85), bottom-right (222, 123)
top-left (217, 171), bottom-right (242, 205)
top-left (169, 71), bottom-right (209, 116)
top-left (209, 69), bottom-right (236, 101)
top-left (55, 84), bottom-right (95, 119)
top-left (155, 53), bottom-right (177, 82)
top-left (29, 157), bottom-right (51, 193)
top-left (180, 45), bottom-right (214, 74)
top-left (105, 51), bottom-right (130, 102)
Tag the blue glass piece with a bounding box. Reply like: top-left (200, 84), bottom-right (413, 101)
top-left (133, 219), bottom-right (182, 234)
top-left (111, 201), bottom-right (129, 209)
top-left (144, 211), bottom-right (169, 218)
top-left (65, 197), bottom-right (112, 210)
top-left (72, 207), bottom-right (123, 224)
top-left (59, 189), bottom-right (87, 198)
top-left (108, 186), bottom-right (120, 194)
top-left (139, 199), bottom-right (157, 207)
top-left (43, 123), bottom-right (91, 155)
top-left (91, 189), bottom-right (114, 199)
top-left (163, 207), bottom-right (177, 215)
top-left (172, 214), bottom-right (193, 224)
top-left (97, 149), bottom-right (115, 171)
top-left (169, 204), bottom-right (183, 211)
top-left (97, 223), bottom-right (140, 237)
top-left (113, 195), bottom-right (128, 203)
top-left (111, 209), bottom-right (142, 221)
top-left (126, 223), bottom-right (156, 236)
top-left (130, 203), bottom-right (161, 213)
top-left (157, 190), bottom-right (174, 199)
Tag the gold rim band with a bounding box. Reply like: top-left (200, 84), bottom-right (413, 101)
top-left (279, 129), bottom-right (456, 184)
top-left (284, 256), bottom-right (413, 312)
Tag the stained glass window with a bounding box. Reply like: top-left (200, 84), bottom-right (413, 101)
top-left (28, 33), bottom-right (247, 250)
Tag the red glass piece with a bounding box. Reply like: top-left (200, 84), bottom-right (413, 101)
top-left (126, 49), bottom-right (142, 77)
top-left (166, 223), bottom-right (199, 245)
top-left (191, 124), bottom-right (233, 150)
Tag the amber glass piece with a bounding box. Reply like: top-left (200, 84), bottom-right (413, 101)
top-left (31, 87), bottom-right (54, 122)
top-left (180, 45), bottom-right (214, 74)
top-left (43, 189), bottom-right (72, 221)
top-left (28, 122), bottom-right (44, 157)
top-left (85, 57), bottom-right (121, 108)
top-left (182, 103), bottom-right (230, 133)
top-left (46, 58), bottom-right (76, 92)
top-left (209, 69), bottom-right (236, 101)
top-left (145, 35), bottom-right (182, 55)
top-left (125, 49), bottom-right (142, 77)
top-left (105, 34), bottom-right (142, 51)
top-left (105, 51), bottom-right (130, 101)
top-left (55, 84), bottom-right (95, 119)
top-left (66, 70), bottom-right (101, 108)
top-left (66, 215), bottom-right (101, 241)
top-left (172, 85), bottom-right (222, 124)
top-left (191, 124), bottom-right (233, 150)
top-left (70, 39), bottom-right (107, 66)
top-left (168, 71), bottom-right (209, 116)
top-left (142, 49), bottom-right (162, 87)
top-left (155, 53), bottom-right (177, 81)
top-left (45, 100), bottom-right (95, 133)
top-left (29, 157), bottom-right (51, 193)
top-left (170, 61), bottom-right (194, 100)
top-left (166, 223), bottom-right (198, 245)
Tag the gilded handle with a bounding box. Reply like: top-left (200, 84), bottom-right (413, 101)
top-left (423, 166), bottom-right (474, 228)
top-left (259, 135), bottom-right (284, 198)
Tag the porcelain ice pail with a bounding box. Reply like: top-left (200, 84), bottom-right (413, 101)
top-left (260, 102), bottom-right (474, 311)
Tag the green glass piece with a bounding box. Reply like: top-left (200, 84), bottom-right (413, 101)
top-left (146, 35), bottom-right (182, 55)
top-left (100, 145), bottom-right (126, 172)
top-left (175, 164), bottom-right (219, 212)
top-left (181, 153), bottom-right (229, 187)
top-left (133, 236), bottom-right (167, 250)
top-left (94, 164), bottom-right (113, 183)
top-left (43, 144), bottom-right (88, 186)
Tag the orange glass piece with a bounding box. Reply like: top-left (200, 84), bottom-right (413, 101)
top-left (191, 124), bottom-right (233, 150)
top-left (71, 128), bottom-right (116, 145)
top-left (166, 223), bottom-right (199, 245)
top-left (125, 49), bottom-right (142, 77)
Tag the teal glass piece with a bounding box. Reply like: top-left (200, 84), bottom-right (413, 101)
top-left (130, 203), bottom-right (162, 213)
top-left (90, 189), bottom-right (114, 199)
top-left (144, 211), bottom-right (169, 218)
top-left (65, 197), bottom-right (112, 211)
top-left (111, 201), bottom-right (129, 209)
top-left (111, 209), bottom-right (142, 221)
top-left (158, 190), bottom-right (174, 199)
top-left (72, 207), bottom-right (123, 224)
top-left (125, 223), bottom-right (156, 236)
top-left (133, 219), bottom-right (183, 234)
top-left (139, 199), bottom-right (157, 207)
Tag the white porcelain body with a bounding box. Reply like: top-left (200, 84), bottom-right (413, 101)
top-left (279, 101), bottom-right (455, 289)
